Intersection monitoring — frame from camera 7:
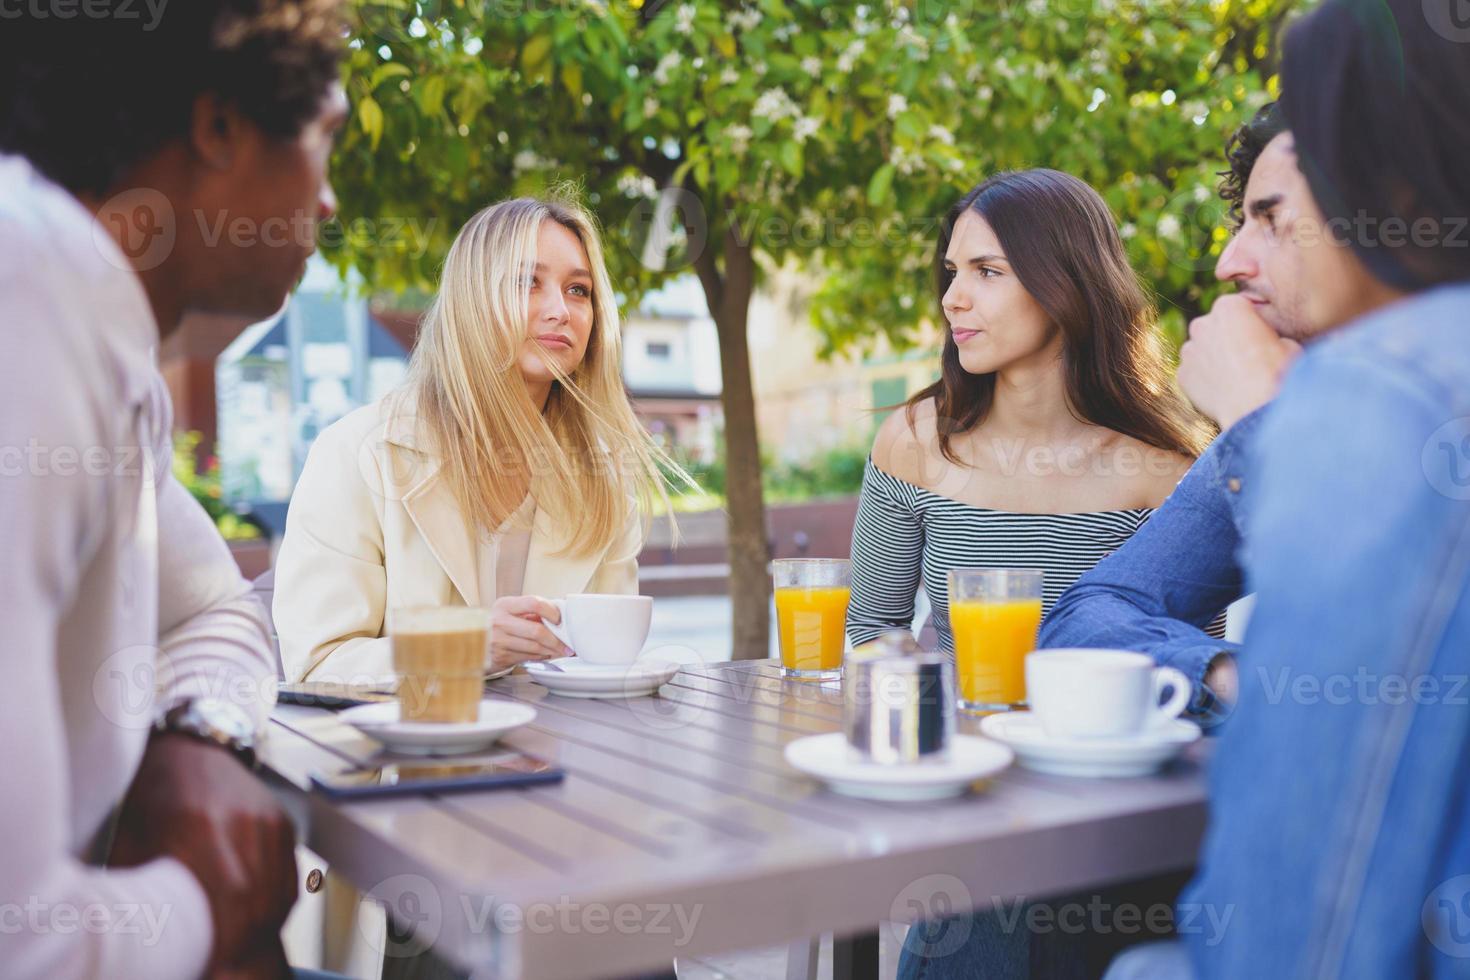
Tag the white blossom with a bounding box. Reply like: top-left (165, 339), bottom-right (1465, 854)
top-left (774, 24), bottom-right (794, 41)
top-left (891, 145), bottom-right (922, 176)
top-left (674, 4), bottom-right (696, 35)
top-left (727, 6), bottom-right (761, 32)
top-left (1193, 186), bottom-right (1210, 203)
top-left (653, 51), bottom-right (682, 84)
top-left (887, 93), bottom-right (909, 118)
top-left (752, 87), bottom-right (800, 121)
top-left (1120, 222), bottom-right (1138, 239)
top-left (643, 96), bottom-right (660, 118)
top-left (836, 39), bottom-right (865, 73)
top-left (725, 124), bottom-right (754, 153)
top-left (618, 173), bottom-right (657, 197)
top-left (1157, 214), bottom-right (1182, 239)
top-left (801, 56), bottom-right (822, 76)
top-left (928, 124), bottom-right (955, 145)
top-left (720, 66), bottom-right (741, 85)
top-left (793, 115), bottom-right (821, 143)
top-left (978, 85), bottom-right (994, 101)
top-left (899, 26), bottom-right (930, 53)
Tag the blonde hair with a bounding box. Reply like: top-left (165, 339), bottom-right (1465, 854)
top-left (401, 194), bottom-right (678, 557)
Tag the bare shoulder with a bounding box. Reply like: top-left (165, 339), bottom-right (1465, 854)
top-left (1117, 435), bottom-right (1195, 508)
top-left (871, 399), bottom-right (940, 488)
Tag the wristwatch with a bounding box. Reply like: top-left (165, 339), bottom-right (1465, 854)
top-left (155, 697), bottom-right (259, 769)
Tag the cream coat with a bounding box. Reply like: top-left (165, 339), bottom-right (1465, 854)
top-left (273, 396), bottom-right (643, 684)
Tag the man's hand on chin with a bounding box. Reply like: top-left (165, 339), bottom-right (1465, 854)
top-left (108, 733), bottom-right (298, 974)
top-left (1178, 293), bottom-right (1302, 431)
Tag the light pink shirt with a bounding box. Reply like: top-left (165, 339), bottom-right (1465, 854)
top-left (0, 155), bottom-right (277, 979)
top-left (476, 494), bottom-right (536, 605)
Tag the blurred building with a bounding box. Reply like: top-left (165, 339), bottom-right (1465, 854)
top-left (213, 258), bottom-right (410, 506)
top-left (746, 266), bottom-right (943, 464)
top-left (622, 276), bottom-right (723, 463)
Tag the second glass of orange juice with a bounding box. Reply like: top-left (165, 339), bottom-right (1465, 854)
top-left (948, 568), bottom-right (1044, 712)
top-left (773, 558), bottom-right (851, 680)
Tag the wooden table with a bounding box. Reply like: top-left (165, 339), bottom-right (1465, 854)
top-left (260, 660), bottom-right (1210, 980)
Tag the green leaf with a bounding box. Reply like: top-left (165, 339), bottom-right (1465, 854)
top-left (369, 62), bottom-right (412, 90)
top-left (894, 111), bottom-right (924, 143)
top-left (866, 163), bottom-right (896, 206)
top-left (521, 34), bottom-right (553, 76)
top-left (778, 140), bottom-right (803, 178)
top-left (560, 63), bottom-right (583, 100)
top-left (356, 96), bottom-right (384, 151)
top-left (416, 75), bottom-right (447, 117)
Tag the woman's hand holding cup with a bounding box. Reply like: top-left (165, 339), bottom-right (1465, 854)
top-left (488, 595), bottom-right (574, 670)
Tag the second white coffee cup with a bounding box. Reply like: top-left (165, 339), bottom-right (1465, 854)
top-left (1025, 649), bottom-right (1192, 739)
top-left (544, 593), bottom-right (654, 666)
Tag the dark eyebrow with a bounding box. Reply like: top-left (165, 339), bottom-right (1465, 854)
top-left (943, 253), bottom-right (1009, 267)
top-left (1248, 194), bottom-right (1284, 219)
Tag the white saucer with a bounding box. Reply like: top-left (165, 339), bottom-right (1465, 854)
top-left (980, 712), bottom-right (1201, 778)
top-left (339, 700), bottom-right (537, 756)
top-left (522, 657), bottom-right (681, 699)
top-left (784, 733), bottom-right (1014, 802)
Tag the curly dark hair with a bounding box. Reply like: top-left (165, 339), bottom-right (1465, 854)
top-left (0, 0), bottom-right (345, 196)
top-left (1218, 101), bottom-right (1287, 228)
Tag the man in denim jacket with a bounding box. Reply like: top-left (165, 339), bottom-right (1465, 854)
top-left (1107, 0), bottom-right (1470, 976)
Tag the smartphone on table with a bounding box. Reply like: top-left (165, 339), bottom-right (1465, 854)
top-left (310, 748), bottom-right (563, 800)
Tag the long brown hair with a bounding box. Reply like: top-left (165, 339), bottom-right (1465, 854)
top-left (906, 169), bottom-right (1212, 463)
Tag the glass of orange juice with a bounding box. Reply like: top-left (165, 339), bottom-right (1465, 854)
top-left (773, 559), bottom-right (852, 680)
top-left (948, 568), bottom-right (1044, 712)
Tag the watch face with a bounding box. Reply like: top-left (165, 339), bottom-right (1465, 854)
top-left (192, 698), bottom-right (256, 742)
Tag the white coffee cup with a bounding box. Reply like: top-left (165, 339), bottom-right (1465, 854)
top-left (544, 594), bottom-right (654, 666)
top-left (1025, 649), bottom-right (1192, 739)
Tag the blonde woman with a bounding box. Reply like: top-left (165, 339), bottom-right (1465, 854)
top-left (273, 196), bottom-right (672, 685)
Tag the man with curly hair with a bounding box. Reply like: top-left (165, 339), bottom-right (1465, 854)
top-left (1037, 101), bottom-right (1314, 718)
top-left (0, 2), bottom-right (346, 977)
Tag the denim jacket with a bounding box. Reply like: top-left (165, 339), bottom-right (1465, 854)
top-left (1037, 409), bottom-right (1263, 713)
top-left (1184, 282), bottom-right (1470, 978)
